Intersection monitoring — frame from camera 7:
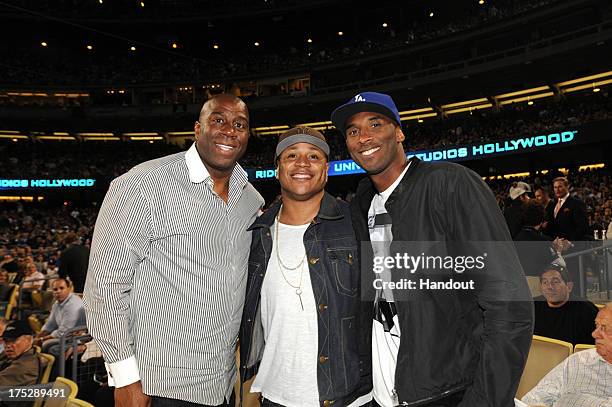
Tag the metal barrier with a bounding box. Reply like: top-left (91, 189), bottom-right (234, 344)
top-left (565, 240), bottom-right (612, 300)
top-left (58, 326), bottom-right (90, 380)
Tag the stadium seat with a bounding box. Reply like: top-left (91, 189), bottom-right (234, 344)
top-left (37, 352), bottom-right (56, 385)
top-left (33, 377), bottom-right (78, 407)
top-left (526, 276), bottom-right (541, 297)
top-left (66, 398), bottom-right (94, 407)
top-left (516, 335), bottom-right (573, 399)
top-left (29, 314), bottom-right (44, 334)
top-left (2, 284), bottom-right (19, 320)
top-left (574, 343), bottom-right (596, 352)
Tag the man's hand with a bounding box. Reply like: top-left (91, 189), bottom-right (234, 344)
top-left (115, 381), bottom-right (151, 407)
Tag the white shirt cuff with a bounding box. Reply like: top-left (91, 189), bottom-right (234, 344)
top-left (105, 356), bottom-right (140, 388)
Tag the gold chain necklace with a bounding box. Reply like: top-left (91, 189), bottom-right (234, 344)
top-left (274, 205), bottom-right (305, 310)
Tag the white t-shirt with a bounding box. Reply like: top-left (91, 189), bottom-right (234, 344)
top-left (369, 162), bottom-right (410, 407)
top-left (251, 221), bottom-right (319, 406)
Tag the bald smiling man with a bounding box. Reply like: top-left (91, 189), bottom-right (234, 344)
top-left (84, 94), bottom-right (264, 407)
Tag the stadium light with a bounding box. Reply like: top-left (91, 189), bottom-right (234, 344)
top-left (307, 38), bottom-right (313, 43)
top-left (171, 43), bottom-right (178, 49)
top-left (429, 11), bottom-right (434, 17)
top-left (445, 103), bottom-right (492, 115)
top-left (557, 71), bottom-right (612, 87)
top-left (399, 107), bottom-right (434, 116)
top-left (593, 87), bottom-right (601, 92)
top-left (40, 41), bottom-right (48, 47)
top-left (382, 23), bottom-right (388, 28)
top-left (254, 42), bottom-right (260, 47)
top-left (441, 98), bottom-right (488, 109)
top-left (338, 31), bottom-right (343, 36)
top-left (86, 45), bottom-right (93, 50)
top-left (400, 112), bottom-right (438, 121)
top-left (130, 46), bottom-right (136, 51)
top-left (213, 44), bottom-right (219, 49)
top-left (479, 0), bottom-right (485, 4)
top-left (140, 1), bottom-right (145, 7)
top-left (527, 100), bottom-right (534, 105)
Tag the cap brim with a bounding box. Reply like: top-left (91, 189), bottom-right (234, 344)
top-left (331, 102), bottom-right (400, 134)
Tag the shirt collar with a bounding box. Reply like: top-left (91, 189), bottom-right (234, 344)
top-left (184, 142), bottom-right (248, 189)
top-left (379, 160), bottom-right (411, 200)
top-left (185, 142), bottom-right (210, 184)
top-left (559, 193), bottom-right (570, 202)
top-left (58, 293), bottom-right (73, 306)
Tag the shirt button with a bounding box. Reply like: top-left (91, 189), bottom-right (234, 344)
top-left (319, 355), bottom-right (329, 364)
top-left (318, 304), bottom-right (327, 311)
top-left (308, 257), bottom-right (319, 265)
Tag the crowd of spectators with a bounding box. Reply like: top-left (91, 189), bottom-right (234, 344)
top-left (0, 90), bottom-right (609, 177)
top-left (0, 0), bottom-right (561, 86)
top-left (243, 91), bottom-right (612, 167)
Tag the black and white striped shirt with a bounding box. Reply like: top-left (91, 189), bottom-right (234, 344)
top-left (83, 143), bottom-right (264, 404)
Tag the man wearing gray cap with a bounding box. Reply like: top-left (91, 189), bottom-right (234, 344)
top-left (331, 92), bottom-right (533, 407)
top-left (240, 127), bottom-right (372, 406)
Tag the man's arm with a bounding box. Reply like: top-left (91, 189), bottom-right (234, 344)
top-left (0, 354), bottom-right (39, 386)
top-left (520, 357), bottom-right (567, 407)
top-left (447, 166), bottom-right (534, 407)
top-left (83, 175), bottom-right (152, 390)
top-left (40, 304), bottom-right (58, 336)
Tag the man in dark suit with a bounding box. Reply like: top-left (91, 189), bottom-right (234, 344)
top-left (545, 177), bottom-right (589, 242)
top-left (58, 232), bottom-right (90, 293)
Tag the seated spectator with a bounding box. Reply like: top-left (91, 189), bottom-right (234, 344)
top-left (0, 320), bottom-right (38, 386)
top-left (534, 265), bottom-right (598, 345)
top-left (504, 181), bottom-right (531, 238)
top-left (21, 263), bottom-right (45, 291)
top-left (34, 278), bottom-right (86, 355)
top-left (522, 303), bottom-right (612, 406)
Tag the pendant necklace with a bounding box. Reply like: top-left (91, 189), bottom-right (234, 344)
top-left (274, 205), bottom-right (306, 311)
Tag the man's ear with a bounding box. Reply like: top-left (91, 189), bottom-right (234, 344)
top-left (275, 168), bottom-right (279, 179)
top-left (194, 121), bottom-right (201, 140)
top-left (567, 281), bottom-right (574, 293)
top-left (395, 126), bottom-right (405, 143)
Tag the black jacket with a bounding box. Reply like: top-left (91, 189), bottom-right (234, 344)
top-left (240, 192), bottom-right (372, 406)
top-left (351, 157), bottom-right (533, 407)
top-left (544, 195), bottom-right (589, 241)
top-left (503, 199), bottom-right (524, 239)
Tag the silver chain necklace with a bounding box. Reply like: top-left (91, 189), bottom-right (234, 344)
top-left (274, 206), bottom-right (305, 310)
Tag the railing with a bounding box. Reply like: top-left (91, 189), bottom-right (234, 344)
top-left (565, 240), bottom-right (612, 299)
top-left (58, 326), bottom-right (94, 383)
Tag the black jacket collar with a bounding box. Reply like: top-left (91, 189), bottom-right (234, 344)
top-left (248, 191), bottom-right (343, 230)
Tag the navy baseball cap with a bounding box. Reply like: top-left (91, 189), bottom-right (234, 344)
top-left (331, 92), bottom-right (401, 135)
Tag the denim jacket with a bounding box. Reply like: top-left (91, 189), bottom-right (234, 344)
top-left (239, 192), bottom-right (372, 406)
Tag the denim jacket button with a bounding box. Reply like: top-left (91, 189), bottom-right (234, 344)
top-left (318, 304), bottom-right (328, 311)
top-left (319, 355), bottom-right (329, 364)
top-left (308, 257), bottom-right (320, 265)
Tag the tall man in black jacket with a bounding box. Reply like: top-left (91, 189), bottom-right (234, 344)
top-left (331, 92), bottom-right (534, 407)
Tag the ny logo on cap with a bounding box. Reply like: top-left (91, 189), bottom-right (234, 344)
top-left (354, 94), bottom-right (365, 102)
